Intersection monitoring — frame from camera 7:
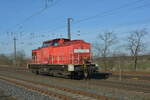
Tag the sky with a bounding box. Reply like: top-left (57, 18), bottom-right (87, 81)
top-left (0, 0), bottom-right (150, 57)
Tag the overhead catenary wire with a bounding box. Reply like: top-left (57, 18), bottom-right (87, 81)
top-left (3, 0), bottom-right (148, 38)
top-left (84, 2), bottom-right (150, 31)
top-left (18, 0), bottom-right (61, 29)
top-left (5, 0), bottom-right (62, 33)
top-left (41, 0), bottom-right (149, 34)
top-left (0, 0), bottom-right (62, 52)
top-left (75, 0), bottom-right (148, 24)
top-left (2, 0), bottom-right (149, 40)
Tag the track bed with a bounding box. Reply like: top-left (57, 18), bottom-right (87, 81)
top-left (0, 67), bottom-right (150, 100)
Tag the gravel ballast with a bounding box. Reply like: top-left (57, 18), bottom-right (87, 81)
top-left (0, 79), bottom-right (59, 100)
top-left (0, 88), bottom-right (17, 100)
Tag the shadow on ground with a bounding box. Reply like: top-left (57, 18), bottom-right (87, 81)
top-left (91, 72), bottom-right (112, 80)
top-left (38, 72), bottom-right (112, 80)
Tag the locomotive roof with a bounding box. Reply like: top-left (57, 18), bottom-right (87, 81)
top-left (43, 38), bottom-right (70, 43)
top-left (33, 38), bottom-right (90, 51)
top-left (43, 38), bottom-right (86, 44)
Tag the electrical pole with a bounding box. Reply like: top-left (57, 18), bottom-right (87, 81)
top-left (67, 18), bottom-right (72, 40)
top-left (13, 37), bottom-right (17, 67)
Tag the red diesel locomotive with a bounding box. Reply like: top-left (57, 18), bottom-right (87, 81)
top-left (28, 38), bottom-right (97, 79)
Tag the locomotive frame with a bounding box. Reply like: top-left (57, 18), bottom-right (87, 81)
top-left (28, 63), bottom-right (97, 79)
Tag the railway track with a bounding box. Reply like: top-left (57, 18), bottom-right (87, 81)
top-left (1, 66), bottom-right (150, 81)
top-left (1, 68), bottom-right (150, 94)
top-left (90, 80), bottom-right (150, 93)
top-left (99, 71), bottom-right (150, 81)
top-left (111, 74), bottom-right (150, 81)
top-left (0, 67), bottom-right (150, 97)
top-left (0, 75), bottom-right (115, 100)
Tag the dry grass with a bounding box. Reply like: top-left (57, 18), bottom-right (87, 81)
top-left (95, 55), bottom-right (150, 71)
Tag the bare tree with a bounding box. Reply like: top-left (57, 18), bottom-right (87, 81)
top-left (127, 29), bottom-right (147, 71)
top-left (94, 31), bottom-right (116, 70)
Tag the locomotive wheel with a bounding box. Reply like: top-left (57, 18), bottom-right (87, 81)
top-left (76, 72), bottom-right (81, 80)
top-left (77, 72), bottom-right (84, 80)
top-left (70, 72), bottom-right (81, 80)
top-left (35, 70), bottom-right (39, 75)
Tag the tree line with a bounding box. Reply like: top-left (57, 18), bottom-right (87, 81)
top-left (93, 28), bottom-right (150, 71)
top-left (0, 51), bottom-right (29, 67)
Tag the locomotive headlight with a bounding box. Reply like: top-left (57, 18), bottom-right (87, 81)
top-left (68, 64), bottom-right (74, 71)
